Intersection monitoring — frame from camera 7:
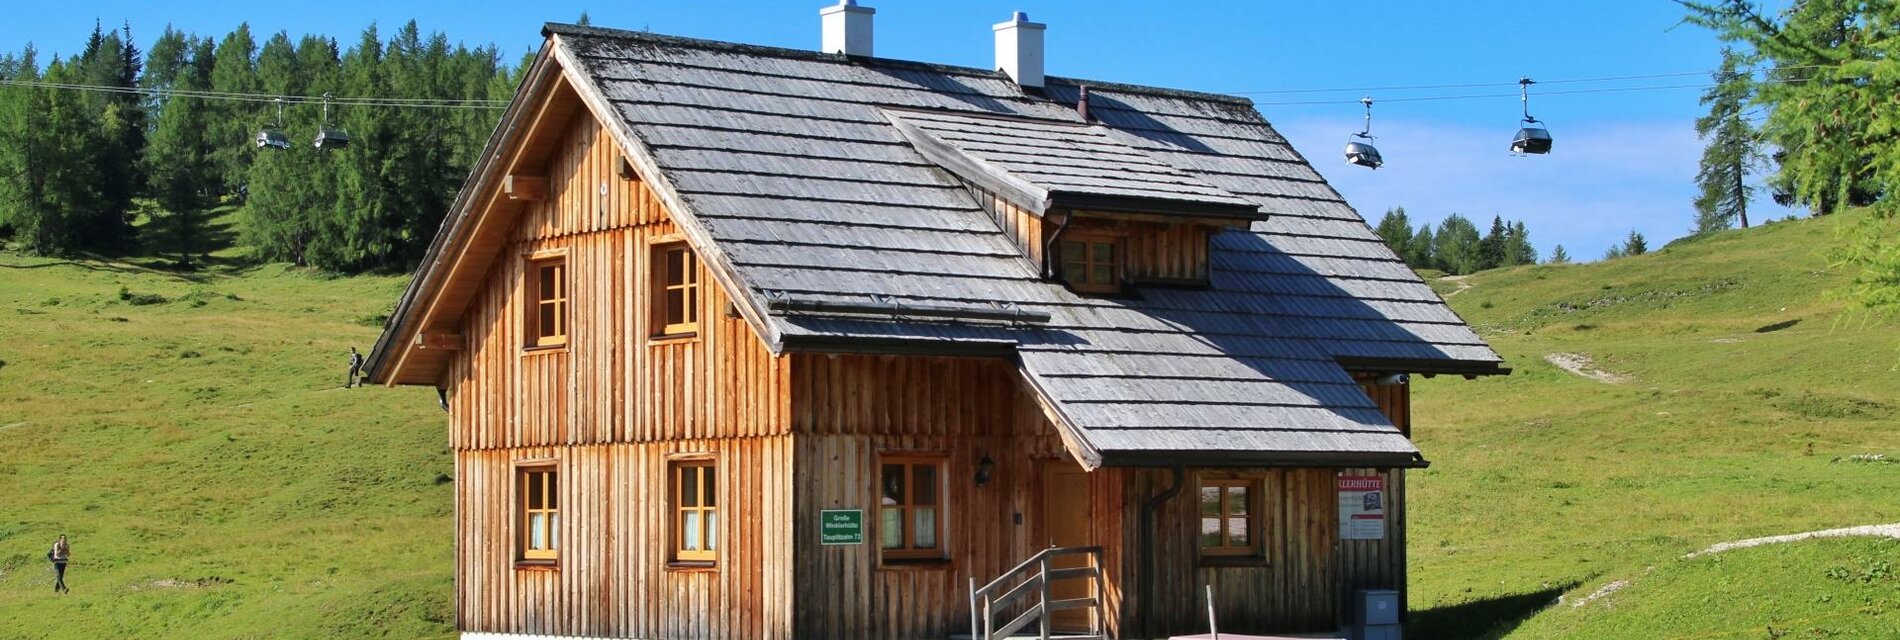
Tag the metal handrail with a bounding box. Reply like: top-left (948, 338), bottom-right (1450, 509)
top-left (969, 545), bottom-right (1104, 640)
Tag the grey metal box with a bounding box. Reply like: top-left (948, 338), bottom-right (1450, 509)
top-left (1354, 589), bottom-right (1401, 626)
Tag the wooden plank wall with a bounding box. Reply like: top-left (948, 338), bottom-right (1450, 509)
top-left (786, 355), bottom-right (1125, 640)
top-left (450, 114), bottom-right (789, 452)
top-left (1117, 376), bottom-right (1414, 637)
top-left (1064, 215), bottom-right (1210, 284)
top-left (966, 183), bottom-right (1047, 269)
top-left (455, 438), bottom-right (793, 640)
top-left (1121, 467), bottom-right (1340, 635)
top-left (447, 113), bottom-right (795, 639)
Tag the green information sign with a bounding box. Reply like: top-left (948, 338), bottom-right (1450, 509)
top-left (820, 509), bottom-right (864, 546)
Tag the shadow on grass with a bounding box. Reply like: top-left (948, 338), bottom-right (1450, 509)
top-left (1407, 582), bottom-right (1576, 640)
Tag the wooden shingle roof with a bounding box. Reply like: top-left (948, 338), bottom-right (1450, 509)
top-left (376, 23), bottom-right (1506, 469)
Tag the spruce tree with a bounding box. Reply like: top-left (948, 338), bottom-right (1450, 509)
top-left (1407, 224), bottom-right (1434, 270)
top-left (1692, 46), bottom-right (1758, 234)
top-left (1374, 207), bottom-right (1414, 265)
top-left (1507, 221), bottom-right (1537, 266)
top-left (1476, 214), bottom-right (1507, 271)
top-left (1623, 230), bottom-right (1649, 257)
top-left (1547, 245), bottom-right (1571, 264)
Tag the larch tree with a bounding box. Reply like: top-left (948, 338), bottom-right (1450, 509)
top-left (1692, 46), bottom-right (1759, 234)
top-left (145, 36), bottom-right (218, 267)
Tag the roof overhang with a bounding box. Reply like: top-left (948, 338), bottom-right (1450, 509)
top-left (1094, 449), bottom-right (1429, 469)
top-left (1336, 356), bottom-right (1512, 377)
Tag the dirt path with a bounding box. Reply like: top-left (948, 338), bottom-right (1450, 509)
top-left (0, 421), bottom-right (29, 432)
top-left (1686, 523), bottom-right (1900, 558)
top-left (1543, 352), bottom-right (1630, 383)
top-left (1441, 274), bottom-right (1474, 297)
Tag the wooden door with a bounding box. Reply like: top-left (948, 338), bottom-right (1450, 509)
top-left (1041, 460), bottom-right (1093, 631)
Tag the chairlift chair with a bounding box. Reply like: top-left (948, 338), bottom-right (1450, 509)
top-left (314, 93), bottom-right (351, 150)
top-left (1343, 96), bottom-right (1384, 169)
top-left (255, 98), bottom-right (292, 150)
top-left (1510, 77), bottom-right (1553, 155)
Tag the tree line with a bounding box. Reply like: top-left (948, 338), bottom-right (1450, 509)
top-left (0, 20), bottom-right (523, 272)
top-left (1374, 208), bottom-right (1541, 275)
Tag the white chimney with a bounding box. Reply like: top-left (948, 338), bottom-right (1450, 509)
top-left (820, 0), bottom-right (875, 57)
top-left (993, 11), bottom-right (1046, 88)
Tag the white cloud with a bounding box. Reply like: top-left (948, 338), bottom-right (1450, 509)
top-left (1273, 117), bottom-right (1797, 261)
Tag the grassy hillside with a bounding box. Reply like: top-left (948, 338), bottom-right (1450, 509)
top-left (1406, 212), bottom-right (1900, 639)
top-left (0, 210), bottom-right (452, 639)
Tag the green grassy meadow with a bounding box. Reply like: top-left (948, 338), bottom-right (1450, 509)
top-left (1406, 212), bottom-right (1900, 639)
top-left (1, 207), bottom-right (1896, 638)
top-left (0, 209), bottom-right (454, 639)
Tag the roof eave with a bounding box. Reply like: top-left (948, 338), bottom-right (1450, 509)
top-left (1095, 449), bottom-right (1430, 469)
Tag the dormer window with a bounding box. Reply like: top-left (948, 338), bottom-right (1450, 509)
top-left (1059, 234), bottom-right (1123, 294)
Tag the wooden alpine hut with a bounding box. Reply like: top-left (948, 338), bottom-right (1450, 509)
top-left (365, 4), bottom-right (1506, 639)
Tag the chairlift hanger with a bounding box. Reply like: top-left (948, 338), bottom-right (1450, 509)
top-left (315, 93), bottom-right (351, 150)
top-left (255, 98), bottom-right (291, 150)
top-left (1510, 77), bottom-right (1553, 155)
top-left (1343, 96), bottom-right (1383, 169)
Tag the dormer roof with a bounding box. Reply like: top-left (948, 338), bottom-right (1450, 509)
top-left (886, 108), bottom-right (1263, 221)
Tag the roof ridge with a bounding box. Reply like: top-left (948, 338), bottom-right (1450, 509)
top-left (544, 22), bottom-right (1256, 109)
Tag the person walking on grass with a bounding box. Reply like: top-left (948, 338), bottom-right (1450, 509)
top-left (346, 346), bottom-right (365, 388)
top-left (48, 534), bottom-right (70, 593)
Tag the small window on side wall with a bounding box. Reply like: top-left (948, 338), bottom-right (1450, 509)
top-left (1059, 235), bottom-right (1122, 294)
top-left (879, 457), bottom-right (946, 561)
top-left (651, 243), bottom-right (700, 337)
top-left (672, 459), bottom-right (718, 564)
top-left (1199, 477), bottom-right (1260, 558)
top-left (527, 256), bottom-right (567, 348)
top-left (518, 465), bottom-right (559, 562)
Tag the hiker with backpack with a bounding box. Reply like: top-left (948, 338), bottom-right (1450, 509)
top-left (48, 535), bottom-right (70, 593)
top-left (346, 347), bottom-right (365, 388)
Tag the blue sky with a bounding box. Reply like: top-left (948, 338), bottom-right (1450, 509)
top-left (2, 1), bottom-right (1794, 260)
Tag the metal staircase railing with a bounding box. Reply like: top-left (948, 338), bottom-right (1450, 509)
top-left (967, 545), bottom-right (1105, 640)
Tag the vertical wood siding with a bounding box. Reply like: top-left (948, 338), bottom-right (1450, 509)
top-left (786, 355), bottom-right (1126, 640)
top-left (448, 114), bottom-right (794, 639)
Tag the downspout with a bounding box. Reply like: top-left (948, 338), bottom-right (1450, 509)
top-left (1041, 208), bottom-right (1073, 279)
top-left (1140, 464), bottom-right (1186, 640)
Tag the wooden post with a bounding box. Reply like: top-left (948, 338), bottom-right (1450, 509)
top-left (1092, 549), bottom-right (1105, 637)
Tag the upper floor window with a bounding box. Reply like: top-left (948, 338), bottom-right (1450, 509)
top-left (519, 465), bottom-right (560, 562)
top-left (1198, 477), bottom-right (1260, 558)
top-left (1059, 234), bottom-right (1122, 294)
top-left (652, 243), bottom-right (700, 337)
top-left (528, 256), bottom-right (568, 348)
top-left (879, 457), bottom-right (946, 561)
top-left (672, 459), bottom-right (718, 564)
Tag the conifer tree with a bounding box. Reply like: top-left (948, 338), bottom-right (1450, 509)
top-left (1432, 214), bottom-right (1482, 275)
top-left (145, 36), bottom-right (218, 267)
top-left (1506, 221), bottom-right (1537, 266)
top-left (208, 24), bottom-right (260, 196)
top-left (1374, 207), bottom-right (1414, 265)
top-left (1407, 224), bottom-right (1434, 270)
top-left (1623, 230), bottom-right (1648, 257)
top-left (1547, 245), bottom-right (1571, 264)
top-left (1477, 215), bottom-right (1508, 271)
top-left (1692, 46), bottom-right (1758, 234)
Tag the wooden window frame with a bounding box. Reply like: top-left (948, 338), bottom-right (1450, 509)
top-left (878, 455), bottom-right (949, 563)
top-left (649, 241), bottom-right (700, 339)
top-left (525, 251), bottom-right (569, 349)
top-left (670, 457), bottom-right (719, 566)
top-left (516, 462), bottom-right (560, 564)
top-left (1197, 475), bottom-right (1263, 560)
top-left (1058, 233), bottom-right (1124, 294)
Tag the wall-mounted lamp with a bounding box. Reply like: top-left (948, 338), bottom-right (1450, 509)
top-left (1370, 373), bottom-right (1409, 386)
top-left (974, 455), bottom-right (995, 487)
